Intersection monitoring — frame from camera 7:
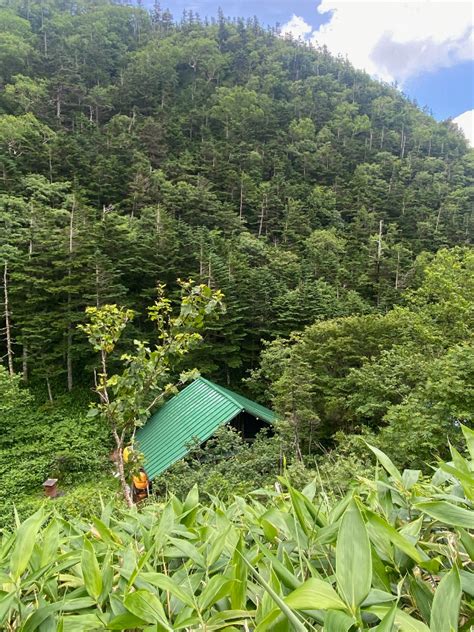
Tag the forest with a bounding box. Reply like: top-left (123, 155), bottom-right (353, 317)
top-left (0, 0), bottom-right (473, 628)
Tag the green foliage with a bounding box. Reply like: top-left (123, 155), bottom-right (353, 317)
top-left (0, 368), bottom-right (111, 526)
top-left (0, 434), bottom-right (473, 630)
top-left (0, 0), bottom-right (471, 392)
top-left (256, 247), bottom-right (474, 465)
top-left (154, 425), bottom-right (294, 500)
top-left (81, 281), bottom-right (224, 432)
top-left (80, 281), bottom-right (224, 505)
top-left (80, 304), bottom-right (135, 355)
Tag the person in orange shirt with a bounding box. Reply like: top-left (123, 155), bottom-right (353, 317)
top-left (132, 467), bottom-right (151, 502)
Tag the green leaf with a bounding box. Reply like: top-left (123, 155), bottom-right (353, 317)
top-left (21, 599), bottom-right (96, 632)
top-left (106, 612), bottom-right (148, 629)
top-left (182, 484), bottom-right (199, 526)
top-left (440, 460), bottom-right (474, 501)
top-left (261, 518), bottom-right (278, 541)
top-left (166, 537), bottom-right (205, 567)
top-left (362, 589), bottom-right (397, 607)
top-left (207, 530), bottom-right (229, 567)
top-left (286, 482), bottom-right (312, 537)
top-left (368, 606), bottom-right (430, 632)
top-left (459, 569), bottom-right (474, 597)
top-left (198, 575), bottom-right (233, 611)
top-left (40, 518), bottom-right (59, 567)
top-left (239, 553), bottom-right (307, 632)
top-left (230, 537), bottom-right (247, 610)
top-left (336, 500), bottom-right (372, 611)
top-left (60, 614), bottom-right (105, 631)
top-left (366, 444), bottom-right (403, 484)
top-left (408, 577), bottom-right (433, 624)
top-left (124, 589), bottom-right (171, 629)
top-left (415, 501), bottom-right (474, 529)
top-left (372, 603), bottom-right (397, 632)
top-left (365, 510), bottom-right (425, 564)
top-left (0, 593), bottom-right (16, 626)
top-left (401, 470), bottom-right (421, 490)
top-left (10, 507), bottom-right (45, 581)
top-left (81, 538), bottom-right (102, 601)
top-left (91, 518), bottom-right (122, 546)
top-left (459, 528), bottom-right (474, 560)
top-left (430, 566), bottom-right (461, 632)
top-left (257, 543), bottom-right (300, 590)
top-left (140, 572), bottom-right (195, 608)
top-left (461, 424), bottom-right (474, 462)
top-left (323, 609), bottom-right (356, 632)
top-left (285, 578), bottom-right (347, 611)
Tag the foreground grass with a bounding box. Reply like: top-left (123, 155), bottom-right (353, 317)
top-left (0, 430), bottom-right (473, 631)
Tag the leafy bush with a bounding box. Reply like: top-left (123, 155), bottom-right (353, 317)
top-left (1, 429), bottom-right (473, 630)
top-left (0, 368), bottom-right (112, 526)
top-left (153, 425), bottom-right (308, 500)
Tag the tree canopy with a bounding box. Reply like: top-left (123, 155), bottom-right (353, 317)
top-left (0, 0), bottom-right (471, 398)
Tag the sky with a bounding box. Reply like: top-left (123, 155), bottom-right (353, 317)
top-left (157, 0), bottom-right (474, 145)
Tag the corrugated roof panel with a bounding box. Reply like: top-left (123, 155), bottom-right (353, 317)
top-left (136, 377), bottom-right (276, 478)
top-left (200, 378), bottom-right (276, 424)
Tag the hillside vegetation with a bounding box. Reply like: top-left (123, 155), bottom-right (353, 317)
top-left (1, 429), bottom-right (474, 630)
top-left (0, 2), bottom-right (473, 628)
top-left (0, 0), bottom-right (471, 393)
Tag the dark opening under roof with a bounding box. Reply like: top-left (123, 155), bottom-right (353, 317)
top-left (136, 377), bottom-right (275, 478)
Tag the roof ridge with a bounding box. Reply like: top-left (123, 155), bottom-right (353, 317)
top-left (198, 377), bottom-right (244, 411)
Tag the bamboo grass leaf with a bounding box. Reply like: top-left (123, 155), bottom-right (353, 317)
top-left (461, 424), bottom-right (474, 462)
top-left (336, 500), bottom-right (372, 611)
top-left (239, 552), bottom-right (308, 631)
top-left (139, 571), bottom-right (195, 608)
top-left (366, 444), bottom-right (403, 484)
top-left (81, 538), bottom-right (102, 602)
top-left (415, 501), bottom-right (474, 529)
top-left (124, 589), bottom-right (172, 629)
top-left (10, 507), bottom-right (45, 581)
top-left (430, 566), bottom-right (461, 632)
top-left (372, 603), bottom-right (397, 632)
top-left (284, 578), bottom-right (347, 611)
top-left (0, 593), bottom-right (16, 626)
top-left (323, 609), bottom-right (356, 631)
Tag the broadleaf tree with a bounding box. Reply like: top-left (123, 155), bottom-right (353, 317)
top-left (79, 280), bottom-right (224, 506)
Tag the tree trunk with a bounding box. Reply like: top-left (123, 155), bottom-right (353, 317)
top-left (66, 324), bottom-right (73, 391)
top-left (22, 345), bottom-right (28, 382)
top-left (67, 202), bottom-right (74, 391)
top-left (46, 376), bottom-right (53, 403)
top-left (400, 124), bottom-right (406, 159)
top-left (95, 261), bottom-right (100, 307)
top-left (113, 428), bottom-right (134, 508)
top-left (258, 193), bottom-right (267, 238)
top-left (239, 176), bottom-right (244, 220)
top-left (376, 220), bottom-right (383, 306)
top-left (395, 250), bottom-right (400, 290)
top-left (3, 261), bottom-right (14, 376)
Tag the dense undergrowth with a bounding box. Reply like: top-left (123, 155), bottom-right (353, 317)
top-left (1, 0), bottom-right (472, 397)
top-left (0, 369), bottom-right (113, 525)
top-left (0, 6), bottom-right (472, 628)
top-left (1, 428), bottom-right (473, 630)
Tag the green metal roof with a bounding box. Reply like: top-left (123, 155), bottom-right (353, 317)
top-left (136, 377), bottom-right (275, 479)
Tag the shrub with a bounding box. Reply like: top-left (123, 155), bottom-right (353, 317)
top-left (0, 428), bottom-right (473, 630)
top-left (153, 425), bottom-right (299, 500)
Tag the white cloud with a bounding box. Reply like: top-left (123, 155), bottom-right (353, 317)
top-left (280, 14), bottom-right (313, 40)
top-left (453, 109), bottom-right (474, 146)
top-left (281, 1), bottom-right (474, 84)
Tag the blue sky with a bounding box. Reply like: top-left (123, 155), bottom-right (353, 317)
top-left (155, 0), bottom-right (474, 144)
